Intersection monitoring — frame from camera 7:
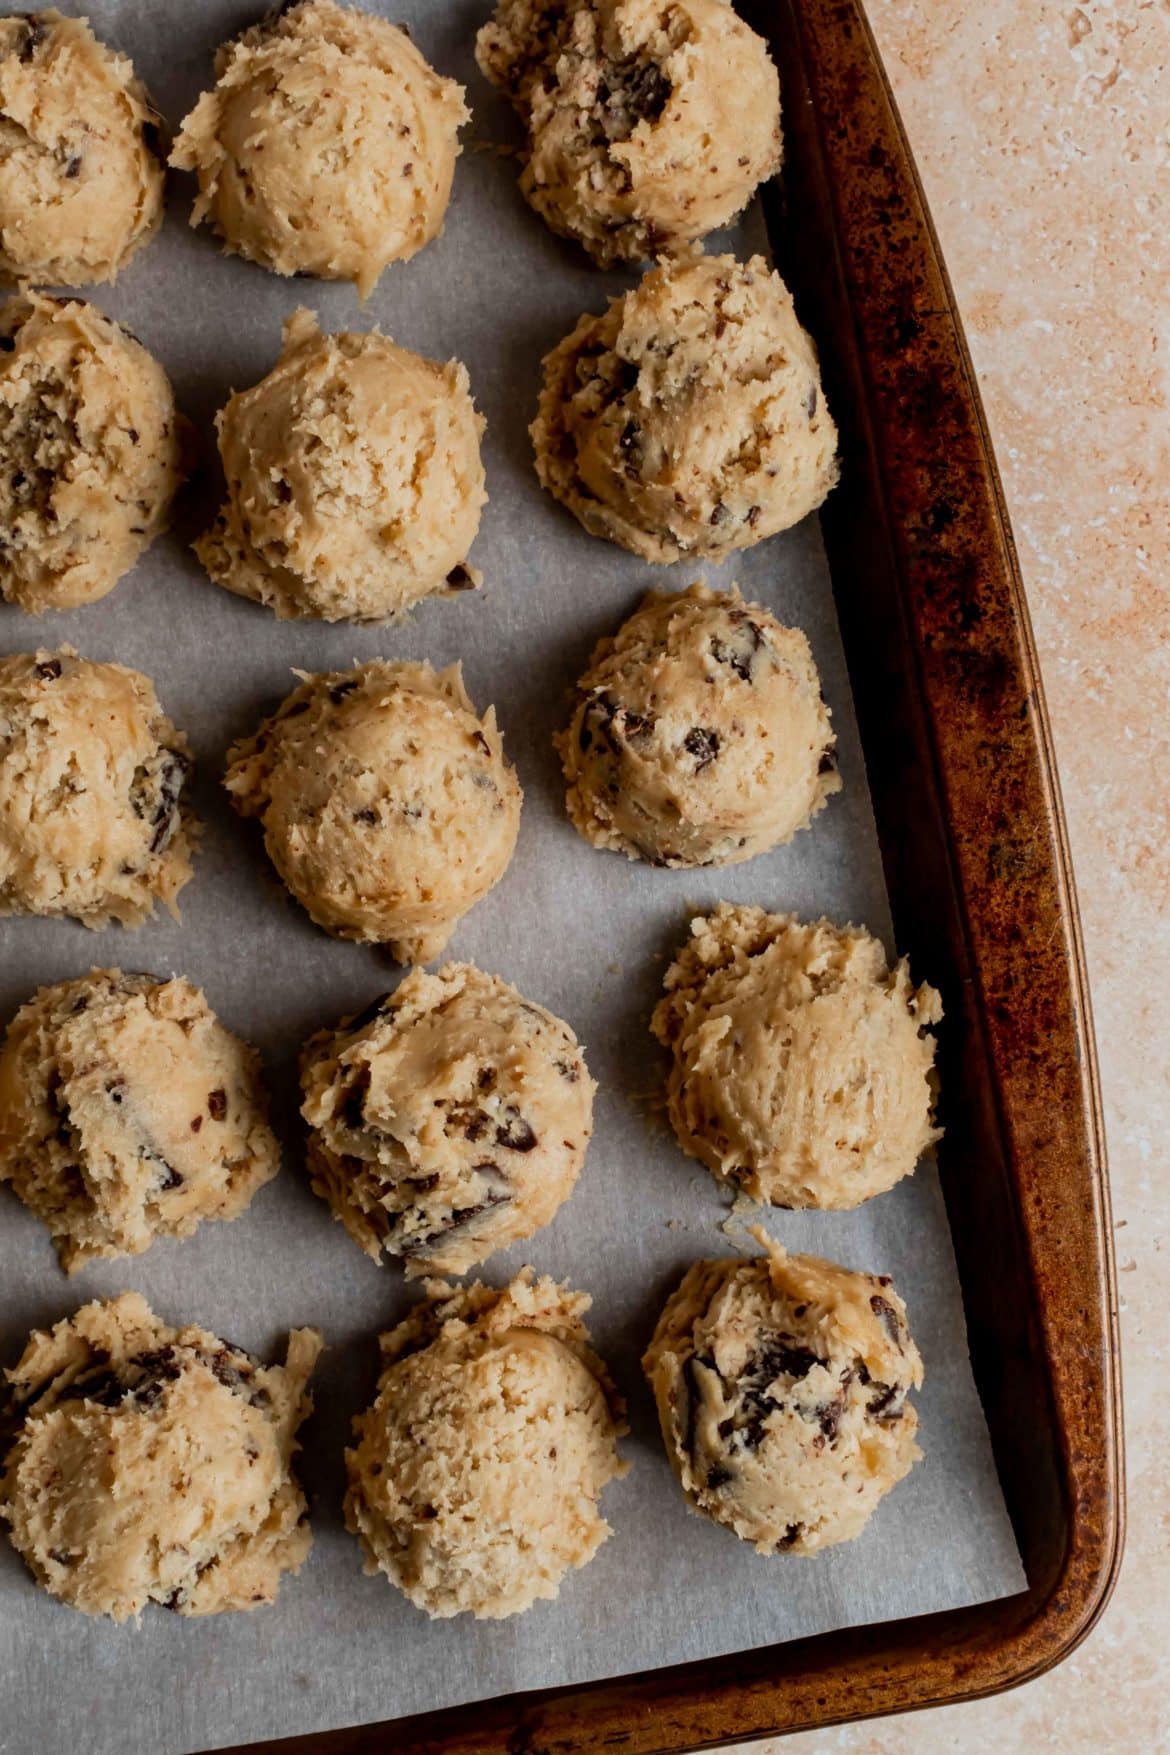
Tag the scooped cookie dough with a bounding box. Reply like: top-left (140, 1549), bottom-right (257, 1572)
top-left (476, 0), bottom-right (781, 266)
top-left (171, 0), bottom-right (468, 297)
top-left (643, 1231), bottom-right (922, 1553)
top-left (0, 11), bottom-right (165, 287)
top-left (345, 1271), bottom-right (627, 1618)
top-left (557, 582), bottom-right (840, 867)
top-left (0, 649), bottom-right (196, 928)
top-left (224, 661), bottom-right (521, 963)
top-left (0, 1292), bottom-right (320, 1621)
top-left (0, 292), bottom-right (186, 613)
top-left (652, 904), bottom-right (942, 1208)
top-left (532, 254), bottom-right (838, 562)
top-left (0, 970), bottom-right (279, 1274)
top-left (301, 963), bottom-right (595, 1276)
top-left (196, 310), bottom-right (485, 624)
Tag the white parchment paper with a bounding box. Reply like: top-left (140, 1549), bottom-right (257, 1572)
top-left (0, 4), bottom-right (1025, 1751)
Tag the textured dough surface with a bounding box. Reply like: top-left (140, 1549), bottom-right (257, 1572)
top-left (0, 1292), bottom-right (320, 1621)
top-left (0, 970), bottom-right (279, 1273)
top-left (224, 661), bottom-right (521, 962)
top-left (643, 1232), bottom-right (922, 1553)
top-left (557, 582), bottom-right (840, 866)
top-left (652, 904), bottom-right (942, 1208)
top-left (345, 1272), bottom-right (627, 1618)
top-left (532, 254), bottom-right (838, 562)
top-left (301, 962), bottom-right (594, 1275)
top-left (197, 309), bottom-right (485, 623)
top-left (0, 292), bottom-right (185, 613)
top-left (0, 10), bottom-right (164, 286)
top-left (476, 0), bottom-right (781, 266)
top-left (0, 648), bottom-right (196, 928)
top-left (171, 0), bottom-right (467, 297)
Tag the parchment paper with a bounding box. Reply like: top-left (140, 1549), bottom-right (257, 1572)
top-left (0, 5), bottom-right (1025, 1751)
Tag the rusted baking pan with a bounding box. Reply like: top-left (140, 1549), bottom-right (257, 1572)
top-left (217, 0), bottom-right (1122, 1748)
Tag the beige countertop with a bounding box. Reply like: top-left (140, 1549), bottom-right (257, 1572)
top-left (732, 1), bottom-right (1164, 1747)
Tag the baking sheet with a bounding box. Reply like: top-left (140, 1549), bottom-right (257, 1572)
top-left (0, 3), bottom-right (1025, 1751)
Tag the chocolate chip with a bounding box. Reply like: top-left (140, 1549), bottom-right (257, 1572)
top-left (353, 807), bottom-right (378, 825)
top-left (207, 1089), bottom-right (228, 1121)
top-left (402, 161), bottom-right (414, 177)
top-left (683, 727), bottom-right (719, 770)
top-left (714, 319), bottom-right (726, 340)
top-left (456, 1107), bottom-right (491, 1142)
top-left (190, 1116), bottom-right (203, 1134)
top-left (129, 747), bottom-right (192, 855)
top-left (705, 1464), bottom-right (732, 1491)
top-left (866, 1382), bottom-right (901, 1421)
top-left (127, 428), bottom-right (139, 446)
top-left (152, 1155), bottom-right (182, 1192)
top-left (64, 156), bottom-right (81, 179)
top-left (709, 501), bottom-right (728, 527)
top-left (870, 1295), bottom-right (903, 1345)
top-left (598, 56), bottom-right (672, 139)
top-left (746, 504), bottom-right (761, 528)
top-left (554, 1059), bottom-right (579, 1083)
top-left (34, 657), bottom-right (61, 680)
top-left (804, 384), bottom-right (818, 419)
top-left (495, 1107), bottom-right (537, 1151)
top-left (446, 564), bottom-right (474, 589)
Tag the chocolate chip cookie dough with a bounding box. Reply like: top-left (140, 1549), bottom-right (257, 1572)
top-left (652, 904), bottom-right (942, 1208)
top-left (223, 661), bottom-right (521, 963)
top-left (0, 650), bottom-right (196, 928)
top-left (0, 1293), bottom-right (320, 1621)
top-left (643, 1233), bottom-right (922, 1553)
top-left (0, 971), bottom-right (279, 1273)
top-left (0, 11), bottom-right (164, 287)
top-left (301, 963), bottom-right (595, 1276)
top-left (0, 292), bottom-right (186, 613)
top-left (196, 310), bottom-right (485, 624)
top-left (345, 1272), bottom-right (627, 1618)
top-left (171, 0), bottom-right (468, 297)
top-left (557, 582), bottom-right (840, 866)
top-left (476, 0), bottom-right (781, 266)
top-left (532, 254), bottom-right (838, 561)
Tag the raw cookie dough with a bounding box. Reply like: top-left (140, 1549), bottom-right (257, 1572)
top-left (171, 0), bottom-right (468, 297)
top-left (643, 1231), bottom-right (922, 1553)
top-left (301, 962), bottom-right (595, 1275)
top-left (557, 582), bottom-right (840, 867)
top-left (652, 904), bottom-right (942, 1208)
top-left (0, 649), bottom-right (196, 928)
top-left (0, 970), bottom-right (280, 1273)
top-left (196, 309), bottom-right (486, 624)
top-left (0, 11), bottom-right (164, 286)
top-left (0, 292), bottom-right (186, 613)
top-left (476, 0), bottom-right (781, 266)
top-left (532, 253), bottom-right (838, 561)
top-left (345, 1271), bottom-right (627, 1618)
top-left (223, 661), bottom-right (521, 963)
top-left (0, 1292), bottom-right (321, 1621)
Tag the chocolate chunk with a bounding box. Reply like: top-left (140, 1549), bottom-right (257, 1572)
top-left (402, 161), bottom-right (414, 177)
top-left (683, 726), bottom-right (719, 770)
top-left (746, 504), bottom-right (761, 528)
top-left (64, 156), bottom-right (81, 179)
top-left (401, 1185), bottom-right (511, 1257)
top-left (353, 807), bottom-right (379, 825)
top-left (495, 1107), bottom-right (537, 1151)
top-left (804, 384), bottom-right (818, 419)
top-left (190, 1115), bottom-right (203, 1133)
top-left (35, 657), bottom-right (61, 680)
top-left (866, 1382), bottom-right (902, 1421)
top-left (18, 17), bottom-right (47, 63)
top-left (129, 747), bottom-right (192, 855)
top-left (870, 1295), bottom-right (903, 1346)
top-left (207, 1089), bottom-right (228, 1121)
top-left (705, 1464), bottom-right (732, 1491)
top-left (599, 55), bottom-right (672, 138)
top-left (709, 501), bottom-right (728, 527)
top-left (446, 563), bottom-right (475, 589)
top-left (620, 708), bottom-right (655, 741)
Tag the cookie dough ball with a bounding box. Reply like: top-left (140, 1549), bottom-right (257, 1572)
top-left (196, 310), bottom-right (485, 624)
top-left (301, 963), bottom-right (595, 1276)
top-left (643, 1233), bottom-right (922, 1553)
top-left (0, 12), bottom-right (164, 287)
top-left (171, 0), bottom-right (468, 297)
top-left (224, 661), bottom-right (521, 963)
top-left (652, 904), bottom-right (942, 1208)
top-left (476, 0), bottom-right (781, 266)
top-left (0, 649), bottom-right (196, 928)
top-left (558, 583), bottom-right (840, 867)
top-left (532, 254), bottom-right (838, 562)
top-left (0, 1293), bottom-right (320, 1621)
top-left (0, 970), bottom-right (280, 1273)
top-left (0, 292), bottom-right (186, 613)
top-left (345, 1272), bottom-right (627, 1618)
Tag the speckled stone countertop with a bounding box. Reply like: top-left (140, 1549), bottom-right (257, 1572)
top-left (731, 1), bottom-right (1165, 1747)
